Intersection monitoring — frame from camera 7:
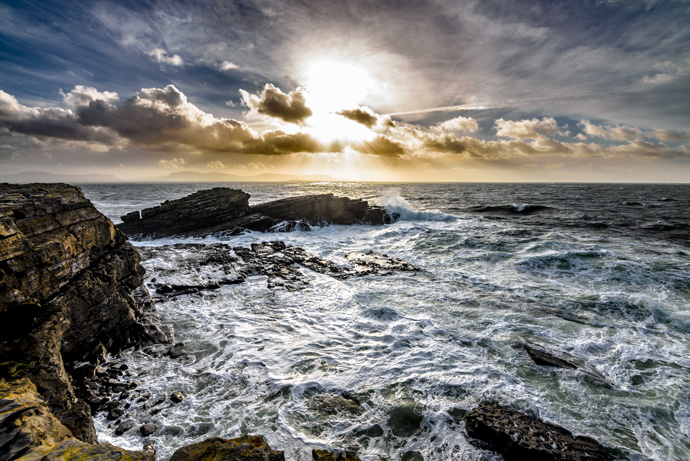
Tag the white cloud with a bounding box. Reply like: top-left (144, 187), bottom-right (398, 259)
top-left (158, 157), bottom-right (186, 169)
top-left (578, 120), bottom-right (641, 141)
top-left (495, 117), bottom-right (565, 140)
top-left (206, 160), bottom-right (226, 169)
top-left (434, 115), bottom-right (479, 133)
top-left (220, 60), bottom-right (239, 71)
top-left (147, 48), bottom-right (183, 66)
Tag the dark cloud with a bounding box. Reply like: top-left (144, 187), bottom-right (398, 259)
top-left (354, 136), bottom-right (406, 157)
top-left (338, 107), bottom-right (379, 128)
top-left (0, 90), bottom-right (119, 145)
top-left (241, 84), bottom-right (312, 123)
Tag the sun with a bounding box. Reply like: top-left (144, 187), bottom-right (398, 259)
top-left (303, 59), bottom-right (379, 111)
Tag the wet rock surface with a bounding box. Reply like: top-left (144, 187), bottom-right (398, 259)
top-left (118, 188), bottom-right (396, 239)
top-left (139, 241), bottom-right (419, 295)
top-left (465, 401), bottom-right (611, 460)
top-left (312, 449), bottom-right (362, 461)
top-left (0, 379), bottom-right (153, 461)
top-left (523, 343), bottom-right (613, 387)
top-left (0, 183), bottom-right (171, 444)
top-left (168, 435), bottom-right (285, 461)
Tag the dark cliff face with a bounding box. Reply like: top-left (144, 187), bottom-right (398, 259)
top-left (0, 183), bottom-right (171, 444)
top-left (117, 187), bottom-right (395, 239)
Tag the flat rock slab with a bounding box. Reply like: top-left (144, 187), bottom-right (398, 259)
top-left (465, 401), bottom-right (610, 460)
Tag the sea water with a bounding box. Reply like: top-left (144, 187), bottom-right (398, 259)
top-left (79, 182), bottom-right (690, 460)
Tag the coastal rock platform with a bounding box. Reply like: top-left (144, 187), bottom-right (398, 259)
top-left (118, 188), bottom-right (396, 238)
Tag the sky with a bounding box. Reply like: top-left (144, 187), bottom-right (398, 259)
top-left (1, 0), bottom-right (689, 182)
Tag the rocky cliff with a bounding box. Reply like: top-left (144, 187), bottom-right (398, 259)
top-left (0, 183), bottom-right (172, 449)
top-left (117, 188), bottom-right (395, 238)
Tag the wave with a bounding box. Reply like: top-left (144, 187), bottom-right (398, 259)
top-left (468, 204), bottom-right (553, 215)
top-left (375, 188), bottom-right (458, 222)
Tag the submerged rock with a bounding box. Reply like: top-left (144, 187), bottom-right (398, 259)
top-left (465, 401), bottom-right (611, 460)
top-left (523, 343), bottom-right (612, 387)
top-left (168, 435), bottom-right (284, 461)
top-left (118, 188), bottom-right (395, 239)
top-left (0, 183), bottom-right (172, 443)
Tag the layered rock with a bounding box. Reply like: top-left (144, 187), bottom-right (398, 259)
top-left (118, 188), bottom-right (395, 238)
top-left (0, 378), bottom-right (154, 461)
top-left (119, 187), bottom-right (250, 238)
top-left (465, 401), bottom-right (610, 460)
top-left (168, 435), bottom-right (284, 461)
top-left (0, 183), bottom-right (171, 444)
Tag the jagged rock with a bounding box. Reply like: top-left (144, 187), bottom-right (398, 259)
top-left (0, 183), bottom-right (172, 443)
top-left (168, 435), bottom-right (285, 461)
top-left (309, 393), bottom-right (364, 416)
top-left (312, 449), bottom-right (361, 461)
top-left (523, 343), bottom-right (612, 387)
top-left (139, 423), bottom-right (156, 436)
top-left (465, 401), bottom-right (611, 460)
top-left (0, 379), bottom-right (153, 461)
top-left (167, 342), bottom-right (187, 358)
top-left (118, 188), bottom-right (395, 239)
top-left (139, 241), bottom-right (419, 295)
top-left (170, 391), bottom-right (185, 403)
top-left (115, 420), bottom-right (136, 436)
top-left (118, 188), bottom-right (251, 238)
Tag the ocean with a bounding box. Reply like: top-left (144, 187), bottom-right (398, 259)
top-left (79, 182), bottom-right (690, 460)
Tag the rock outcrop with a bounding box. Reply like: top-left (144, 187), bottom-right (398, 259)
top-left (137, 241), bottom-right (419, 295)
top-left (465, 401), bottom-right (611, 460)
top-left (118, 188), bottom-right (396, 238)
top-left (0, 183), bottom-right (171, 446)
top-left (168, 435), bottom-right (284, 461)
top-left (312, 449), bottom-right (361, 461)
top-left (523, 343), bottom-right (613, 388)
top-left (0, 378), bottom-right (154, 461)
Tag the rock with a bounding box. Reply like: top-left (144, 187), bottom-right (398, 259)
top-left (118, 188), bottom-right (395, 239)
top-left (169, 435), bottom-right (285, 461)
top-left (115, 419), bottom-right (136, 435)
top-left (139, 423), bottom-right (156, 436)
top-left (312, 449), bottom-right (361, 461)
top-left (168, 342), bottom-right (187, 358)
top-left (0, 379), bottom-right (153, 460)
top-left (107, 407), bottom-right (124, 420)
top-left (118, 188), bottom-right (251, 238)
top-left (138, 241), bottom-right (418, 294)
top-left (388, 399), bottom-right (424, 437)
top-left (170, 391), bottom-right (185, 403)
top-left (0, 183), bottom-right (172, 443)
top-left (465, 401), bottom-right (611, 460)
top-left (523, 343), bottom-right (613, 387)
top-left (309, 393), bottom-right (364, 416)
top-left (401, 451), bottom-right (424, 461)
top-left (187, 422), bottom-right (214, 436)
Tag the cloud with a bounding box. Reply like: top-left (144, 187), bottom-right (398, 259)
top-left (495, 117), bottom-right (565, 140)
top-left (652, 128), bottom-right (685, 142)
top-left (578, 120), bottom-right (642, 141)
top-left (158, 157), bottom-right (186, 169)
top-left (220, 61), bottom-right (239, 71)
top-left (0, 90), bottom-right (120, 145)
top-left (240, 84), bottom-right (312, 123)
top-left (206, 160), bottom-right (226, 169)
top-left (434, 116), bottom-right (479, 133)
top-left (147, 48), bottom-right (183, 66)
top-left (338, 107), bottom-right (379, 128)
top-left (353, 136), bottom-right (406, 157)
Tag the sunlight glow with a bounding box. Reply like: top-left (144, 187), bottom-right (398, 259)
top-left (304, 60), bottom-right (379, 111)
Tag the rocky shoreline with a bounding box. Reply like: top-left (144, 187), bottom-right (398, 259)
top-left (1, 183), bottom-right (614, 460)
